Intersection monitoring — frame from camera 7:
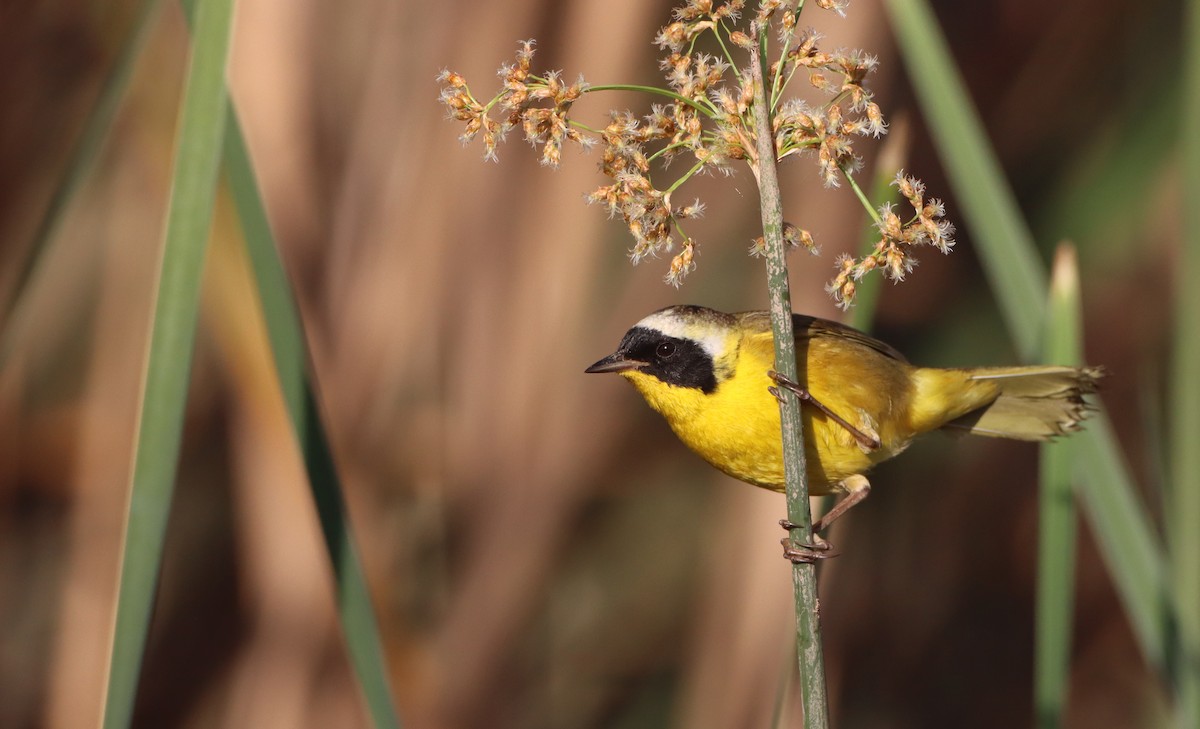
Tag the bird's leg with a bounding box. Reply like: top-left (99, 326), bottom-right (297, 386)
top-left (767, 370), bottom-right (881, 452)
top-left (812, 475), bottom-right (871, 533)
top-left (778, 519), bottom-right (835, 563)
top-left (776, 477), bottom-right (872, 562)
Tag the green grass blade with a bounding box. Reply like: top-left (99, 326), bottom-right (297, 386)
top-left (170, 0), bottom-right (400, 721)
top-left (883, 0), bottom-right (1172, 678)
top-left (1035, 245), bottom-right (1082, 728)
top-left (221, 122), bottom-right (304, 415)
top-left (222, 120), bottom-right (402, 728)
top-left (102, 0), bottom-right (235, 726)
top-left (1168, 0), bottom-right (1200, 722)
top-left (1071, 416), bottom-right (1168, 670)
top-left (0, 0), bottom-right (163, 364)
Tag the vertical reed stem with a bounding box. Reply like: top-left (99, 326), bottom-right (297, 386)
top-left (750, 34), bottom-right (829, 729)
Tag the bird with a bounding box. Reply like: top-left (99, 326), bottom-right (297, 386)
top-left (585, 305), bottom-right (1102, 559)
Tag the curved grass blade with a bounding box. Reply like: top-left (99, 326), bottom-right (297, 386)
top-left (883, 0), bottom-right (1172, 679)
top-left (102, 0), bottom-right (235, 726)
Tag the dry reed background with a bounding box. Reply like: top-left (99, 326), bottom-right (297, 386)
top-left (0, 0), bottom-right (1182, 727)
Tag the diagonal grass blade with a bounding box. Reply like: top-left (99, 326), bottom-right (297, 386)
top-left (1035, 244), bottom-right (1082, 729)
top-left (102, 0), bottom-right (236, 726)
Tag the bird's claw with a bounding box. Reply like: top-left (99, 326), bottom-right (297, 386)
top-left (778, 520), bottom-right (835, 562)
top-left (780, 536), bottom-right (838, 563)
top-left (766, 371), bottom-right (881, 452)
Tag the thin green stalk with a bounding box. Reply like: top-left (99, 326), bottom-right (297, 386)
top-left (0, 0), bottom-right (164, 365)
top-left (574, 84), bottom-right (717, 117)
top-left (647, 140), bottom-right (694, 163)
top-left (1035, 244), bottom-right (1082, 729)
top-left (848, 122), bottom-right (908, 332)
top-left (665, 158), bottom-right (708, 194)
top-left (102, 0), bottom-right (235, 726)
top-left (750, 35), bottom-right (829, 729)
top-left (710, 22), bottom-right (744, 84)
top-left (846, 176), bottom-right (892, 332)
top-left (1168, 0), bottom-right (1200, 723)
top-left (771, 2), bottom-right (807, 109)
top-left (839, 164), bottom-right (883, 227)
top-left (884, 0), bottom-right (1172, 679)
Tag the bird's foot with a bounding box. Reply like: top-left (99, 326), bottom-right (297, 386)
top-left (766, 371), bottom-right (881, 452)
top-left (778, 519), bottom-right (836, 562)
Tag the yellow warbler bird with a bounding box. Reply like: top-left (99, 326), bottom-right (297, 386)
top-left (586, 305), bottom-right (1102, 548)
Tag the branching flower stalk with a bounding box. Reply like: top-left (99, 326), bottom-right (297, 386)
top-left (438, 0), bottom-right (954, 298)
top-left (440, 2), bottom-right (956, 726)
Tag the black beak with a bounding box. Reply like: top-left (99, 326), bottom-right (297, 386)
top-left (585, 351), bottom-right (645, 374)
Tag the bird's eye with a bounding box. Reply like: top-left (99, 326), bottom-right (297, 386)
top-left (656, 341), bottom-right (677, 359)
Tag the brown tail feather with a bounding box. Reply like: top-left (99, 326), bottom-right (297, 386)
top-left (942, 365), bottom-right (1104, 440)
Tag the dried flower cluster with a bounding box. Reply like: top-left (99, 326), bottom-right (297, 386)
top-left (750, 222), bottom-right (819, 258)
top-left (438, 0), bottom-right (954, 301)
top-left (827, 172), bottom-right (955, 306)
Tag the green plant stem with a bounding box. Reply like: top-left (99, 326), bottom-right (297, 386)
top-left (102, 0), bottom-right (235, 726)
top-left (750, 36), bottom-right (829, 729)
top-left (574, 84), bottom-right (717, 117)
top-left (1035, 244), bottom-right (1082, 729)
top-left (848, 170), bottom-right (899, 332)
top-left (839, 163), bottom-right (884, 226)
top-left (665, 159), bottom-right (708, 194)
top-left (1169, 0), bottom-right (1200, 723)
top-left (168, 0), bottom-right (402, 723)
top-left (771, 2), bottom-right (808, 108)
top-left (710, 22), bottom-right (743, 83)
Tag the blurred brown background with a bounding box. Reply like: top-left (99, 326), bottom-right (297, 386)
top-left (0, 0), bottom-right (1183, 727)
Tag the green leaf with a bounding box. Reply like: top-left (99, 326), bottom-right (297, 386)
top-left (103, 0), bottom-right (236, 726)
top-left (1034, 245), bottom-right (1082, 729)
